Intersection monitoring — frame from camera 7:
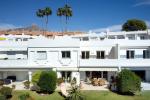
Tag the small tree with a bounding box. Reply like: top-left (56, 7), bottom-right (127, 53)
top-left (122, 19), bottom-right (147, 31)
top-left (37, 71), bottom-right (57, 93)
top-left (32, 70), bottom-right (42, 85)
top-left (116, 69), bottom-right (141, 95)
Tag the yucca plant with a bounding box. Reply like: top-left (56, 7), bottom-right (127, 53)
top-left (66, 85), bottom-right (85, 100)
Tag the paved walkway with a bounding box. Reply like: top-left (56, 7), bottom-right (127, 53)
top-left (4, 81), bottom-right (27, 90)
top-left (141, 82), bottom-right (150, 90)
top-left (56, 82), bottom-right (108, 91)
top-left (5, 82), bottom-right (150, 91)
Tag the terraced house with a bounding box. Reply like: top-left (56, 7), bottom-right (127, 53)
top-left (0, 30), bottom-right (150, 85)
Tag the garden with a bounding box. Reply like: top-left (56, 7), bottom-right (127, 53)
top-left (0, 69), bottom-right (149, 100)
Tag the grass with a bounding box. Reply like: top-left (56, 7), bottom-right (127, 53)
top-left (11, 90), bottom-right (150, 100)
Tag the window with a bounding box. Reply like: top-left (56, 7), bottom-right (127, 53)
top-left (126, 50), bottom-right (134, 59)
top-left (82, 37), bottom-right (89, 41)
top-left (143, 50), bottom-right (150, 59)
top-left (37, 51), bottom-right (47, 60)
top-left (108, 36), bottom-right (115, 39)
top-left (96, 51), bottom-right (105, 59)
top-left (61, 51), bottom-right (71, 58)
top-left (81, 51), bottom-right (89, 59)
top-left (23, 38), bottom-right (28, 41)
top-left (117, 35), bottom-right (125, 39)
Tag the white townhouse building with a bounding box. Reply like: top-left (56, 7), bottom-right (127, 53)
top-left (0, 30), bottom-right (150, 85)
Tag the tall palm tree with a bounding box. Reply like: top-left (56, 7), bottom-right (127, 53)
top-left (57, 7), bottom-right (64, 32)
top-left (36, 7), bottom-right (52, 36)
top-left (44, 7), bottom-right (52, 33)
top-left (36, 9), bottom-right (45, 35)
top-left (63, 4), bottom-right (73, 33)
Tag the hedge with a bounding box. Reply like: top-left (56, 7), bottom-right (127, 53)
top-left (37, 71), bottom-right (57, 93)
top-left (116, 69), bottom-right (141, 95)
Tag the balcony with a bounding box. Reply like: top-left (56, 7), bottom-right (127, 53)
top-left (0, 60), bottom-right (28, 68)
top-left (79, 59), bottom-right (150, 67)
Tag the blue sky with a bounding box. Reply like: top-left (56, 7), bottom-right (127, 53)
top-left (0, 0), bottom-right (150, 32)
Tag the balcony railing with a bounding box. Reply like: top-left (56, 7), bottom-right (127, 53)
top-left (0, 60), bottom-right (28, 68)
top-left (80, 59), bottom-right (150, 67)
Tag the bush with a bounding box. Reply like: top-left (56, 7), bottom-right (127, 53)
top-left (0, 87), bottom-right (12, 98)
top-left (66, 85), bottom-right (85, 100)
top-left (116, 69), bottom-right (141, 95)
top-left (0, 94), bottom-right (6, 100)
top-left (37, 71), bottom-right (57, 93)
top-left (32, 70), bottom-right (42, 85)
top-left (23, 81), bottom-right (30, 89)
top-left (18, 92), bottom-right (30, 100)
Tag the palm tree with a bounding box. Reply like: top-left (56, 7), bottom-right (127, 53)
top-left (63, 4), bottom-right (73, 33)
top-left (36, 9), bottom-right (45, 35)
top-left (57, 7), bottom-right (64, 32)
top-left (36, 7), bottom-right (52, 36)
top-left (44, 7), bottom-right (52, 33)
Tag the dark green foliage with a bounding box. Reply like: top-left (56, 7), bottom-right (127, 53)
top-left (0, 94), bottom-right (6, 100)
top-left (18, 92), bottom-right (30, 100)
top-left (116, 69), bottom-right (141, 95)
top-left (66, 85), bottom-right (85, 100)
top-left (0, 87), bottom-right (12, 98)
top-left (37, 71), bottom-right (57, 93)
top-left (122, 19), bottom-right (147, 31)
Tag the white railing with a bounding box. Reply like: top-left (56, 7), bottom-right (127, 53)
top-left (80, 59), bottom-right (150, 67)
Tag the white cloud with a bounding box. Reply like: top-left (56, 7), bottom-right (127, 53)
top-left (91, 24), bottom-right (122, 32)
top-left (133, 0), bottom-right (150, 7)
top-left (0, 23), bottom-right (22, 30)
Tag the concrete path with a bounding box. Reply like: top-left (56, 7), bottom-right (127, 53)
top-left (5, 82), bottom-right (150, 91)
top-left (141, 82), bottom-right (150, 90)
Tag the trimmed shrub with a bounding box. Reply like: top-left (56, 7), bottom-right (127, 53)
top-left (116, 69), bottom-right (141, 95)
top-left (32, 70), bottom-right (42, 85)
top-left (18, 92), bottom-right (30, 100)
top-left (23, 81), bottom-right (30, 89)
top-left (0, 87), bottom-right (12, 98)
top-left (37, 71), bottom-right (57, 93)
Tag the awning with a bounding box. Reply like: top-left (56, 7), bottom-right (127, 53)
top-left (79, 68), bottom-right (118, 71)
top-left (57, 67), bottom-right (78, 71)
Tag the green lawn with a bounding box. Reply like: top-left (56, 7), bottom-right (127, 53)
top-left (11, 90), bottom-right (150, 100)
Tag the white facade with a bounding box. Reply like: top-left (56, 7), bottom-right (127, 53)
top-left (0, 30), bottom-right (150, 83)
